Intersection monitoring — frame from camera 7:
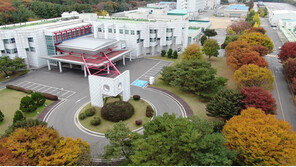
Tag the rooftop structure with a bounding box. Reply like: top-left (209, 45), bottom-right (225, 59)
top-left (216, 4), bottom-right (249, 18)
top-left (268, 10), bottom-right (296, 26)
top-left (279, 19), bottom-right (296, 42)
top-left (177, 0), bottom-right (206, 18)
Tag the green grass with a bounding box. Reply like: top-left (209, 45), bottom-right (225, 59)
top-left (150, 55), bottom-right (236, 118)
top-left (0, 70), bottom-right (29, 82)
top-left (0, 89), bottom-right (53, 135)
top-left (79, 98), bottom-right (151, 133)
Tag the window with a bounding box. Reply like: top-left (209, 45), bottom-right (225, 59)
top-left (119, 29), bottom-right (123, 34)
top-left (108, 28), bottom-right (112, 33)
top-left (125, 30), bottom-right (129, 34)
top-left (30, 47), bottom-right (35, 52)
top-left (114, 29), bottom-right (116, 33)
top-left (131, 30), bottom-right (135, 35)
top-left (25, 48), bottom-right (29, 51)
top-left (28, 37), bottom-right (34, 42)
top-left (1, 50), bottom-right (5, 53)
top-left (13, 48), bottom-right (17, 53)
top-left (137, 30), bottom-right (140, 35)
top-left (150, 38), bottom-right (156, 42)
top-left (166, 36), bottom-right (172, 41)
top-left (166, 28), bottom-right (173, 33)
top-left (98, 27), bottom-right (102, 32)
top-left (10, 38), bottom-right (15, 43)
top-left (3, 39), bottom-right (8, 44)
top-left (6, 49), bottom-right (11, 54)
top-left (150, 29), bottom-right (156, 34)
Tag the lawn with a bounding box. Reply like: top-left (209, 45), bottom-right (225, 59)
top-left (79, 97), bottom-right (151, 133)
top-left (0, 70), bottom-right (29, 82)
top-left (150, 55), bottom-right (236, 118)
top-left (0, 88), bottom-right (53, 135)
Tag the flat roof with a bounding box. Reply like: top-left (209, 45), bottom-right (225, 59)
top-left (226, 5), bottom-right (249, 11)
top-left (167, 9), bottom-right (188, 15)
top-left (57, 36), bottom-right (119, 55)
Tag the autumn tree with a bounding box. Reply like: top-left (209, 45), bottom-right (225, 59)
top-left (278, 42), bottom-right (296, 62)
top-left (234, 64), bottom-right (274, 90)
top-left (229, 20), bottom-right (252, 34)
top-left (202, 39), bottom-right (220, 59)
top-left (238, 32), bottom-right (274, 52)
top-left (221, 34), bottom-right (240, 49)
top-left (182, 44), bottom-right (203, 60)
top-left (251, 44), bottom-right (269, 56)
top-left (225, 40), bottom-right (252, 57)
top-left (245, 27), bottom-right (266, 34)
top-left (227, 51), bottom-right (268, 70)
top-left (226, 27), bottom-right (235, 35)
top-left (206, 89), bottom-right (244, 121)
top-left (223, 108), bottom-right (296, 165)
top-left (283, 58), bottom-right (296, 81)
top-left (240, 87), bottom-right (276, 114)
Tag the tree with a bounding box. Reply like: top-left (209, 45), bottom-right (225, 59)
top-left (130, 113), bottom-right (236, 166)
top-left (245, 27), bottom-right (266, 34)
top-left (31, 92), bottom-right (45, 106)
top-left (226, 27), bottom-right (235, 35)
top-left (0, 57), bottom-right (26, 77)
top-left (161, 60), bottom-right (227, 101)
top-left (200, 34), bottom-right (207, 45)
top-left (234, 64), bottom-right (274, 90)
top-left (161, 50), bottom-right (166, 57)
top-left (221, 34), bottom-right (240, 49)
top-left (246, 9), bottom-right (255, 23)
top-left (225, 41), bottom-right (252, 57)
top-left (172, 50), bottom-right (178, 59)
top-left (284, 58), bottom-right (296, 81)
top-left (167, 48), bottom-right (173, 58)
top-left (204, 29), bottom-right (217, 37)
top-left (227, 51), bottom-right (268, 70)
top-left (251, 44), bottom-right (269, 56)
top-left (0, 110), bottom-right (4, 122)
top-left (253, 13), bottom-right (261, 26)
top-left (13, 110), bottom-right (25, 124)
top-left (202, 39), bottom-right (220, 59)
top-left (103, 121), bottom-right (139, 162)
top-left (223, 108), bottom-right (296, 166)
top-left (206, 89), bottom-right (244, 121)
top-left (238, 32), bottom-right (274, 53)
top-left (240, 87), bottom-right (277, 114)
top-left (248, 0), bottom-right (254, 10)
top-left (19, 96), bottom-right (37, 112)
top-left (229, 20), bottom-right (252, 34)
top-left (182, 44), bottom-right (203, 60)
top-left (278, 42), bottom-right (296, 62)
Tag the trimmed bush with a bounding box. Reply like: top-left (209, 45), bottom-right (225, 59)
top-left (31, 92), bottom-right (45, 106)
top-left (146, 105), bottom-right (154, 117)
top-left (0, 110), bottom-right (4, 122)
top-left (161, 50), bottom-right (166, 57)
top-left (41, 93), bottom-right (58, 101)
top-left (79, 112), bottom-right (87, 120)
top-left (13, 110), bottom-right (25, 124)
top-left (173, 50), bottom-right (178, 59)
top-left (6, 84), bottom-right (32, 94)
top-left (133, 95), bottom-right (141, 101)
top-left (101, 101), bottom-right (134, 122)
top-left (20, 96), bottom-right (37, 112)
top-left (90, 117), bottom-right (101, 126)
top-left (85, 107), bottom-right (96, 117)
top-left (135, 119), bottom-right (142, 125)
top-left (167, 49), bottom-right (173, 58)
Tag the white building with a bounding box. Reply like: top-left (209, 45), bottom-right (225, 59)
top-left (216, 4), bottom-right (249, 18)
top-left (205, 0), bottom-right (221, 9)
top-left (278, 19), bottom-right (296, 42)
top-left (177, 0), bottom-right (206, 17)
top-left (268, 10), bottom-right (296, 27)
top-left (0, 12), bottom-right (207, 68)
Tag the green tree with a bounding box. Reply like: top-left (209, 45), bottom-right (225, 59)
top-left (31, 92), bottom-right (45, 106)
top-left (206, 89), bottom-right (244, 121)
top-left (0, 109), bottom-right (4, 122)
top-left (172, 50), bottom-right (178, 59)
top-left (167, 48), bottom-right (173, 58)
top-left (161, 50), bottom-right (166, 57)
top-left (221, 35), bottom-right (240, 49)
top-left (200, 35), bottom-right (207, 45)
top-left (130, 113), bottom-right (236, 165)
top-left (204, 29), bottom-right (217, 37)
top-left (0, 57), bottom-right (26, 77)
top-left (161, 60), bottom-right (227, 101)
top-left (20, 96), bottom-right (37, 113)
top-left (13, 110), bottom-right (25, 124)
top-left (202, 39), bottom-right (220, 59)
top-left (103, 121), bottom-right (139, 163)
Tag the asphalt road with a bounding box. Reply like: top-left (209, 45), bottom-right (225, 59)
top-left (1, 58), bottom-right (185, 158)
top-left (261, 18), bottom-right (296, 130)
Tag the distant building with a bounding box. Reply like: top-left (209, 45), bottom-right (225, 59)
top-left (268, 10), bottom-right (296, 27)
top-left (147, 2), bottom-right (177, 9)
top-left (216, 4), bottom-right (249, 18)
top-left (177, 0), bottom-right (206, 17)
top-left (205, 0), bottom-right (221, 9)
top-left (278, 19), bottom-right (296, 42)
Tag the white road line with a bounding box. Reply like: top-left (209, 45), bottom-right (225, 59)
top-left (64, 92), bottom-right (76, 98)
top-left (25, 83), bottom-right (38, 89)
top-left (75, 96), bottom-right (87, 103)
top-left (61, 91), bottom-right (71, 96)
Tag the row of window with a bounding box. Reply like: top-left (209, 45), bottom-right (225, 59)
top-left (1, 48), bottom-right (17, 54)
top-left (3, 37), bottom-right (34, 44)
top-left (98, 28), bottom-right (173, 35)
top-left (55, 28), bottom-right (92, 43)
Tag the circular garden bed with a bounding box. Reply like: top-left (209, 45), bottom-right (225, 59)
top-left (78, 96), bottom-right (154, 133)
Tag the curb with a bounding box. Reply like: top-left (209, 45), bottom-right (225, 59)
top-left (38, 99), bottom-right (62, 121)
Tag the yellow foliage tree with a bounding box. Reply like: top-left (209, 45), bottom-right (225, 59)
top-left (226, 27), bottom-right (235, 35)
top-left (223, 108), bottom-right (296, 166)
top-left (182, 44), bottom-right (203, 60)
top-left (253, 13), bottom-right (261, 26)
top-left (238, 32), bottom-right (274, 53)
top-left (234, 64), bottom-right (274, 90)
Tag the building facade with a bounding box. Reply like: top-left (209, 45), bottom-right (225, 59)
top-left (177, 0), bottom-right (206, 17)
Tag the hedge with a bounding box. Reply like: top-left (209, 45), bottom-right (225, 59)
top-left (146, 105), bottom-right (154, 117)
top-left (101, 101), bottom-right (134, 122)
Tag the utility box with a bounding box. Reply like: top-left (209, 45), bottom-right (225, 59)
top-left (149, 76), bottom-right (155, 85)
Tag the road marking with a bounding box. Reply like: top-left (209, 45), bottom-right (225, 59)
top-left (75, 96), bottom-right (87, 103)
top-left (272, 69), bottom-right (286, 121)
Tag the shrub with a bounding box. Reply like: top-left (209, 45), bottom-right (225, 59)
top-left (161, 50), bottom-right (166, 57)
top-left (101, 101), bottom-right (134, 122)
top-left (31, 92), bottom-right (45, 106)
top-left (0, 110), bottom-right (4, 122)
top-left (90, 117), bottom-right (101, 126)
top-left (204, 29), bottom-right (217, 37)
top-left (13, 110), bottom-right (25, 124)
top-left (167, 49), bottom-right (173, 58)
top-left (79, 112), bottom-right (87, 120)
top-left (3, 119), bottom-right (47, 137)
top-left (133, 95), bottom-right (141, 101)
top-left (6, 85), bottom-right (32, 94)
top-left (41, 93), bottom-right (58, 101)
top-left (221, 35), bottom-right (240, 49)
top-left (20, 96), bottom-right (37, 112)
top-left (85, 107), bottom-right (96, 117)
top-left (173, 50), bottom-right (178, 59)
top-left (135, 119), bottom-right (142, 125)
top-left (146, 106), bottom-right (154, 117)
